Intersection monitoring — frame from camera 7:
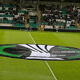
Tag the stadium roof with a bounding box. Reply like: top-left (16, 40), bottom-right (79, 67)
top-left (23, 0), bottom-right (80, 2)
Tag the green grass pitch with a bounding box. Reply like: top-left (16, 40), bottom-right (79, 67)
top-left (0, 29), bottom-right (80, 80)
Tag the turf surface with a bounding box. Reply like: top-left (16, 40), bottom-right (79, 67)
top-left (0, 29), bottom-right (80, 80)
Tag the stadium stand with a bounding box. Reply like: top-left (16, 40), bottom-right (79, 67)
top-left (0, 1), bottom-right (80, 31)
top-left (0, 3), bottom-right (25, 28)
top-left (39, 4), bottom-right (79, 30)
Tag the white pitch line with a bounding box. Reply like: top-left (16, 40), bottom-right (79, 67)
top-left (28, 32), bottom-right (58, 80)
top-left (45, 61), bottom-right (58, 80)
top-left (28, 32), bottom-right (36, 44)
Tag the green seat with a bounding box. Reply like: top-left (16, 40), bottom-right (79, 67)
top-left (8, 20), bottom-right (13, 23)
top-left (0, 5), bottom-right (2, 7)
top-left (0, 15), bottom-right (13, 17)
top-left (66, 26), bottom-right (78, 30)
top-left (18, 10), bottom-right (27, 14)
top-left (4, 4), bottom-right (14, 8)
top-left (14, 23), bottom-right (25, 28)
top-left (30, 22), bottom-right (38, 28)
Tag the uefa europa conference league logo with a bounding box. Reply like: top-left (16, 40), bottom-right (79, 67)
top-left (0, 44), bottom-right (80, 61)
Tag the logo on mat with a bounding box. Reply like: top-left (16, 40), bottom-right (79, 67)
top-left (0, 44), bottom-right (80, 61)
